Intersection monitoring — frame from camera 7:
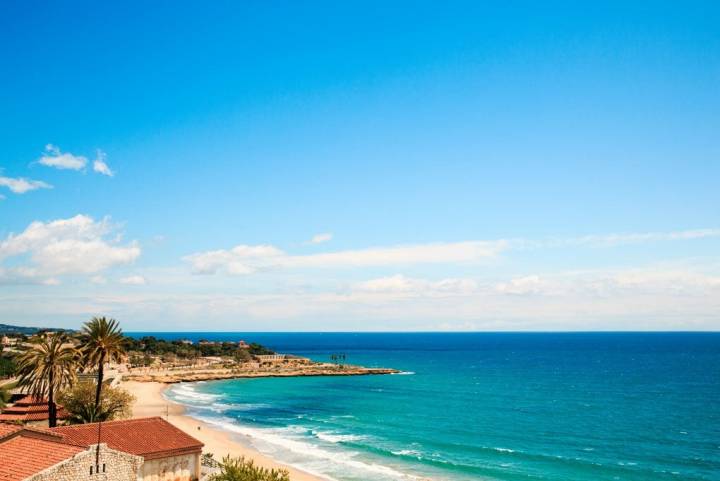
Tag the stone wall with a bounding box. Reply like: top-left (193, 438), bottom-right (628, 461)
top-left (138, 453), bottom-right (200, 481)
top-left (27, 444), bottom-right (143, 481)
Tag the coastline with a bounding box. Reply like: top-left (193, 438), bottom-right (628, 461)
top-left (123, 380), bottom-right (329, 481)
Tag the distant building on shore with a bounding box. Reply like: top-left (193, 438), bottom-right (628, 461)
top-left (255, 354), bottom-right (286, 362)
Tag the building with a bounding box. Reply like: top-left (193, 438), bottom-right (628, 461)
top-left (255, 354), bottom-right (286, 362)
top-left (0, 423), bottom-right (143, 481)
top-left (0, 396), bottom-right (68, 424)
top-left (52, 417), bottom-right (204, 481)
top-left (238, 340), bottom-right (250, 349)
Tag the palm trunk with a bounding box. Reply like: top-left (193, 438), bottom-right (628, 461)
top-left (48, 371), bottom-right (56, 428)
top-left (94, 352), bottom-right (105, 418)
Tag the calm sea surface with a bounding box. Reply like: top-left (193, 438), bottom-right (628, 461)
top-left (129, 332), bottom-right (720, 481)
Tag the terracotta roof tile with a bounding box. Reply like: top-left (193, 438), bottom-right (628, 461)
top-left (51, 417), bottom-right (203, 460)
top-left (0, 423), bottom-right (61, 441)
top-left (0, 435), bottom-right (83, 481)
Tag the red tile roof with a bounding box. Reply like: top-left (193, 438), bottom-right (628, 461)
top-left (12, 396), bottom-right (47, 406)
top-left (51, 417), bottom-right (203, 460)
top-left (0, 435), bottom-right (83, 481)
top-left (0, 423), bottom-right (61, 441)
top-left (0, 397), bottom-right (68, 422)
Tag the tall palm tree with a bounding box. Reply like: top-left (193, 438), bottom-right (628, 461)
top-left (16, 332), bottom-right (79, 427)
top-left (80, 317), bottom-right (126, 416)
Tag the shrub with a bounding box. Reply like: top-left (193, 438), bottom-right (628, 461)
top-left (58, 381), bottom-right (135, 424)
top-left (210, 455), bottom-right (290, 481)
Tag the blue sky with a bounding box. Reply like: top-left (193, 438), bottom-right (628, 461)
top-left (1, 1), bottom-right (718, 330)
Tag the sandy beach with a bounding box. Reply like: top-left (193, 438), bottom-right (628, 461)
top-left (123, 380), bottom-right (328, 481)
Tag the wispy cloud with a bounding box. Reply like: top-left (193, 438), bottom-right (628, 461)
top-left (355, 274), bottom-right (478, 295)
top-left (183, 228), bottom-right (719, 276)
top-left (37, 144), bottom-right (114, 177)
top-left (93, 150), bottom-right (114, 176)
top-left (184, 240), bottom-right (507, 275)
top-left (38, 144), bottom-right (87, 170)
top-left (120, 275), bottom-right (146, 285)
top-left (308, 232), bottom-right (333, 244)
top-left (525, 229), bottom-right (720, 249)
top-left (0, 174), bottom-right (52, 194)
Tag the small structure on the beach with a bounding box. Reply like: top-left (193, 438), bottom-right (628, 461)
top-left (238, 340), bottom-right (250, 349)
top-left (0, 423), bottom-right (142, 481)
top-left (0, 395), bottom-right (69, 424)
top-left (52, 416), bottom-right (204, 481)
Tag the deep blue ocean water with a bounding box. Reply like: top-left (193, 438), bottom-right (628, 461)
top-left (129, 332), bottom-right (720, 481)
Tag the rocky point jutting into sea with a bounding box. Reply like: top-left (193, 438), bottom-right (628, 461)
top-left (124, 356), bottom-right (398, 383)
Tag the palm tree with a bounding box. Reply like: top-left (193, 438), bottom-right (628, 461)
top-left (80, 317), bottom-right (126, 417)
top-left (16, 332), bottom-right (79, 427)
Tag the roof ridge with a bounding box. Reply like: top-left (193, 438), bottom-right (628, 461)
top-left (52, 416), bottom-right (164, 430)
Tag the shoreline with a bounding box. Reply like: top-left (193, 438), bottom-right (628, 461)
top-left (123, 380), bottom-right (330, 481)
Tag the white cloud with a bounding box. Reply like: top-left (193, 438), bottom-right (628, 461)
top-left (90, 276), bottom-right (107, 285)
top-left (185, 240), bottom-right (507, 275)
top-left (534, 229), bottom-right (720, 249)
top-left (93, 150), bottom-right (114, 176)
top-left (120, 275), bottom-right (146, 285)
top-left (308, 233), bottom-right (333, 244)
top-left (38, 144), bottom-right (87, 170)
top-left (496, 275), bottom-right (546, 295)
top-left (0, 215), bottom-right (140, 281)
top-left (184, 228), bottom-right (720, 277)
top-left (0, 175), bottom-right (52, 194)
top-left (42, 278), bottom-right (61, 286)
top-left (356, 274), bottom-right (478, 295)
top-left (184, 245), bottom-right (284, 275)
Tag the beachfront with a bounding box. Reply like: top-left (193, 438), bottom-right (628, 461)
top-left (126, 380), bottom-right (327, 481)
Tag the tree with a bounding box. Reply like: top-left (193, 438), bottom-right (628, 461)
top-left (80, 317), bottom-right (126, 419)
top-left (58, 381), bottom-right (135, 424)
top-left (234, 349), bottom-right (252, 363)
top-left (210, 455), bottom-right (290, 481)
top-left (16, 333), bottom-right (79, 427)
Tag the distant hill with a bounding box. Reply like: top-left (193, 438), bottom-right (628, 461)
top-left (0, 323), bottom-right (73, 336)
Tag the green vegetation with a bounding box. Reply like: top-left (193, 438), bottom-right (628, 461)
top-left (123, 336), bottom-right (274, 360)
top-left (0, 355), bottom-right (16, 378)
top-left (58, 381), bottom-right (135, 424)
top-left (15, 332), bottom-right (79, 427)
top-left (210, 455), bottom-right (290, 481)
top-left (80, 317), bottom-right (126, 418)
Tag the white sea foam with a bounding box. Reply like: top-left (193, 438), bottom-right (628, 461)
top-left (169, 383), bottom-right (223, 404)
top-left (313, 431), bottom-right (367, 444)
top-left (391, 449), bottom-right (422, 457)
top-left (196, 416), bottom-right (426, 481)
top-left (492, 447), bottom-right (515, 453)
top-left (393, 371), bottom-right (416, 375)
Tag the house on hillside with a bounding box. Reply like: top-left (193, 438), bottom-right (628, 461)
top-left (0, 423), bottom-right (143, 481)
top-left (52, 416), bottom-right (204, 481)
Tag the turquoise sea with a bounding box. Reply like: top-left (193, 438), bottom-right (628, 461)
top-left (132, 333), bottom-right (720, 481)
